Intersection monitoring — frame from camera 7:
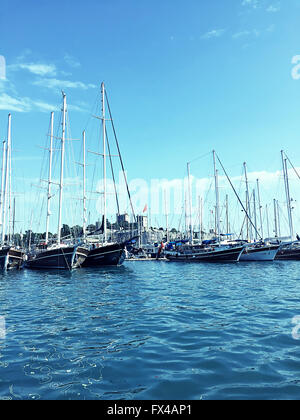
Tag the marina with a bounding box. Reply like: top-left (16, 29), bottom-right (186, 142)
top-left (1, 0), bottom-right (300, 403)
top-left (0, 77), bottom-right (300, 404)
top-left (0, 94), bottom-right (300, 270)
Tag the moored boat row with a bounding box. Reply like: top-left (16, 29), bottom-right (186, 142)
top-left (160, 149), bottom-right (300, 264)
top-left (0, 86), bottom-right (130, 271)
top-left (0, 241), bottom-right (127, 271)
top-left (2, 86), bottom-right (300, 272)
top-left (3, 237), bottom-right (300, 270)
top-left (24, 241), bottom-right (126, 270)
top-left (164, 241), bottom-right (282, 263)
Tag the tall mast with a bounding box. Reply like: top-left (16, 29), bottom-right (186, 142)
top-left (12, 197), bottom-right (15, 238)
top-left (57, 92), bottom-right (66, 244)
top-left (200, 197), bottom-right (203, 241)
top-left (198, 196), bottom-right (203, 242)
top-left (187, 162), bottom-right (193, 244)
top-left (276, 200), bottom-right (281, 239)
top-left (243, 162), bottom-right (252, 242)
top-left (46, 112), bottom-right (54, 245)
top-left (213, 150), bottom-right (220, 241)
top-left (0, 140), bottom-right (6, 236)
top-left (225, 194), bottom-right (229, 236)
top-left (138, 215), bottom-right (141, 248)
top-left (285, 158), bottom-right (294, 239)
top-left (164, 189), bottom-right (169, 242)
top-left (8, 118), bottom-right (12, 244)
top-left (281, 150), bottom-right (294, 241)
top-left (256, 179), bottom-right (264, 240)
top-left (184, 192), bottom-right (188, 238)
top-left (2, 115), bottom-right (11, 244)
top-left (266, 204), bottom-right (270, 239)
top-left (82, 130), bottom-right (87, 240)
top-left (273, 199), bottom-right (278, 238)
top-left (28, 210), bottom-right (33, 249)
top-left (245, 191), bottom-right (249, 241)
top-left (101, 82), bottom-right (107, 243)
top-left (253, 189), bottom-right (257, 241)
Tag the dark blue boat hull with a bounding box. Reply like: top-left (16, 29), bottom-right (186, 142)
top-left (81, 243), bottom-right (125, 267)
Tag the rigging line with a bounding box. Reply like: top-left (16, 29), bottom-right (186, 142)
top-left (188, 151), bottom-right (212, 165)
top-left (83, 89), bottom-right (101, 132)
top-left (234, 171), bottom-right (245, 237)
top-left (238, 189), bottom-right (254, 239)
top-left (276, 198), bottom-right (289, 229)
top-left (177, 205), bottom-right (183, 233)
top-left (105, 89), bottom-right (136, 223)
top-left (51, 107), bottom-right (62, 184)
top-left (87, 156), bottom-right (98, 221)
top-left (38, 115), bottom-right (51, 190)
top-left (284, 151), bottom-right (300, 181)
top-left (105, 127), bottom-right (120, 216)
top-left (230, 170), bottom-right (242, 236)
top-left (85, 123), bottom-right (98, 219)
top-left (215, 152), bottom-right (262, 241)
top-left (203, 178), bottom-right (213, 207)
top-left (66, 112), bottom-right (79, 231)
top-left (239, 211), bottom-right (247, 239)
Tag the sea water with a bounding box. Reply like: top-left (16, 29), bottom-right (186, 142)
top-left (0, 260), bottom-right (299, 400)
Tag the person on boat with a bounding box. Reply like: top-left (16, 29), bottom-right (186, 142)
top-left (296, 234), bottom-right (300, 241)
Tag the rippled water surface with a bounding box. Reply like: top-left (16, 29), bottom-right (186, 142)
top-left (0, 260), bottom-right (300, 400)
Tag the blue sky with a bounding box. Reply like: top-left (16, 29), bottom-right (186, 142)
top-left (1, 0), bottom-right (300, 235)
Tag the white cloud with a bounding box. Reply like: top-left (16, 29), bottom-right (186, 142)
top-left (232, 25), bottom-right (275, 40)
top-left (242, 0), bottom-right (260, 9)
top-left (32, 100), bottom-right (58, 112)
top-left (266, 3), bottom-right (281, 13)
top-left (19, 63), bottom-right (57, 76)
top-left (0, 93), bottom-right (87, 113)
top-left (0, 77), bottom-right (15, 94)
top-left (8, 62), bottom-right (57, 76)
top-left (64, 54), bottom-right (81, 68)
top-left (242, 0), bottom-right (281, 13)
top-left (68, 103), bottom-right (89, 113)
top-left (16, 49), bottom-right (32, 62)
top-left (232, 30), bottom-right (252, 39)
top-left (32, 78), bottom-right (96, 90)
top-left (0, 93), bottom-right (31, 112)
top-left (201, 29), bottom-right (226, 40)
top-left (60, 70), bottom-right (73, 77)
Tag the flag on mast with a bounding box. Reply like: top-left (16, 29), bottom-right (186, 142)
top-left (143, 204), bottom-right (148, 213)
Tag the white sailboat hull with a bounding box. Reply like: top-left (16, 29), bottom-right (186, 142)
top-left (240, 246), bottom-right (280, 261)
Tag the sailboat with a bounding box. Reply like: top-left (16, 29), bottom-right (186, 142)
top-left (165, 242), bottom-right (245, 262)
top-left (239, 242), bottom-right (280, 261)
top-left (26, 93), bottom-right (88, 270)
top-left (80, 82), bottom-right (131, 267)
top-left (0, 114), bottom-right (25, 270)
top-left (275, 150), bottom-right (300, 260)
top-left (237, 162), bottom-right (281, 262)
top-left (166, 151), bottom-right (246, 263)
